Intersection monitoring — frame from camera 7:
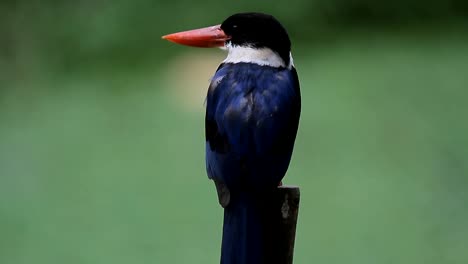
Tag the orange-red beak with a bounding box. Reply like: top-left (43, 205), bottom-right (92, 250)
top-left (162, 25), bottom-right (230, 48)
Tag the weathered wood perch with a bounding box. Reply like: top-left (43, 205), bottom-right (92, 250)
top-left (218, 185), bottom-right (300, 264)
top-left (264, 185), bottom-right (300, 264)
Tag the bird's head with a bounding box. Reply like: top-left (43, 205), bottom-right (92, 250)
top-left (162, 13), bottom-right (293, 68)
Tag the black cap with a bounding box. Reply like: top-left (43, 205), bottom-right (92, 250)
top-left (221, 13), bottom-right (291, 66)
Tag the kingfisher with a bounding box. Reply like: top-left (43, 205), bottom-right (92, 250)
top-left (163, 12), bottom-right (301, 264)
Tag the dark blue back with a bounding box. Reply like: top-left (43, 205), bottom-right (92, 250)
top-left (205, 62), bottom-right (301, 192)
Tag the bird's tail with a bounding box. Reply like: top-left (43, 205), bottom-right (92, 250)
top-left (220, 191), bottom-right (274, 264)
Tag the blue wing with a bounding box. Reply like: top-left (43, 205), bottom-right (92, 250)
top-left (205, 62), bottom-right (301, 192)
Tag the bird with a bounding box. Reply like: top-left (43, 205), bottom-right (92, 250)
top-left (163, 12), bottom-right (301, 264)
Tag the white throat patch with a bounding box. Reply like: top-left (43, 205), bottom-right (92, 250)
top-left (222, 43), bottom-right (294, 69)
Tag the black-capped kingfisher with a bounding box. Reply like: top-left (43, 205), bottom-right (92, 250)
top-left (163, 12), bottom-right (301, 264)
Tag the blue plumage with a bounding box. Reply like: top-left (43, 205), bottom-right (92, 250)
top-left (205, 62), bottom-right (301, 264)
top-left (206, 62), bottom-right (300, 191)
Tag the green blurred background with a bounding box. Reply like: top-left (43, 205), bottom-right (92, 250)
top-left (1, 1), bottom-right (468, 263)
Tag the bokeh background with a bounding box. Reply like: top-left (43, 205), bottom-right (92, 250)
top-left (1, 1), bottom-right (468, 263)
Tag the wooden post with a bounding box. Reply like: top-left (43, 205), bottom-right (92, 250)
top-left (218, 185), bottom-right (300, 263)
top-left (264, 185), bottom-right (300, 264)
